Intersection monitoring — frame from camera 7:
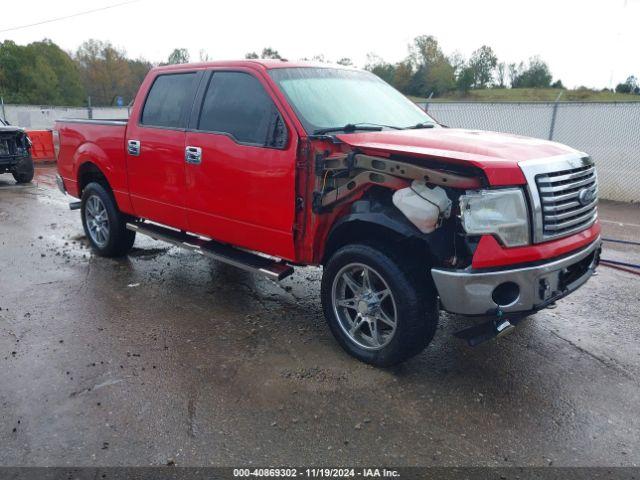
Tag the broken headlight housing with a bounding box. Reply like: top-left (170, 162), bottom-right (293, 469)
top-left (459, 188), bottom-right (530, 247)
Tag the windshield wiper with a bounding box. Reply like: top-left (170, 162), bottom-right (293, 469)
top-left (405, 122), bottom-right (436, 130)
top-left (312, 122), bottom-right (402, 135)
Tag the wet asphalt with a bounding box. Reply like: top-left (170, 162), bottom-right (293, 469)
top-left (0, 166), bottom-right (639, 467)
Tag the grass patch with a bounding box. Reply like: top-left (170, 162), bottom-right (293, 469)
top-left (409, 88), bottom-right (640, 103)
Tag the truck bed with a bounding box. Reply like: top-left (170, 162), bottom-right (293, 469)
top-left (55, 118), bottom-right (129, 201)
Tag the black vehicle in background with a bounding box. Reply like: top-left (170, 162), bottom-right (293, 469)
top-left (0, 118), bottom-right (34, 184)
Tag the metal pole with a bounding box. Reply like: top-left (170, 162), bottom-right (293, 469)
top-left (425, 92), bottom-right (434, 113)
top-left (87, 96), bottom-right (93, 120)
top-left (548, 91), bottom-right (563, 141)
top-left (0, 96), bottom-right (6, 122)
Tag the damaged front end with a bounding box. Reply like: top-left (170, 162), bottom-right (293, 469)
top-left (0, 125), bottom-right (32, 171)
top-left (0, 123), bottom-right (34, 182)
top-left (313, 148), bottom-right (593, 347)
top-left (314, 149), bottom-right (487, 272)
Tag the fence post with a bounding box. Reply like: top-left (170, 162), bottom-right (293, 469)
top-left (424, 92), bottom-right (434, 113)
top-left (0, 96), bottom-right (6, 122)
top-left (87, 96), bottom-right (93, 120)
top-left (548, 91), bottom-right (563, 141)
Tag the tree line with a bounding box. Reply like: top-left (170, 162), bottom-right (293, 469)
top-left (0, 37), bottom-right (638, 107)
top-left (363, 35), bottom-right (564, 98)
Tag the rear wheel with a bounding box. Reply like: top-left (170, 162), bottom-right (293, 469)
top-left (321, 243), bottom-right (438, 366)
top-left (81, 182), bottom-right (135, 257)
top-left (12, 155), bottom-right (34, 183)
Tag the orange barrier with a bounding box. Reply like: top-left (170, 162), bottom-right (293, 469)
top-left (26, 129), bottom-right (55, 163)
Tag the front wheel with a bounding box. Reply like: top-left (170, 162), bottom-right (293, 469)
top-left (81, 182), bottom-right (135, 257)
top-left (321, 243), bottom-right (438, 367)
top-left (12, 155), bottom-right (34, 183)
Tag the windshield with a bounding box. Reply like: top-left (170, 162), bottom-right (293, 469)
top-left (268, 67), bottom-right (436, 134)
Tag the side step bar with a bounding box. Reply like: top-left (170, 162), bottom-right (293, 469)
top-left (126, 222), bottom-right (294, 281)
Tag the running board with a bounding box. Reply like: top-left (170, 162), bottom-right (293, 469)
top-left (126, 222), bottom-right (294, 281)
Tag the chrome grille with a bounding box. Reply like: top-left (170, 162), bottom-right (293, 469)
top-left (520, 154), bottom-right (598, 243)
top-left (535, 161), bottom-right (598, 243)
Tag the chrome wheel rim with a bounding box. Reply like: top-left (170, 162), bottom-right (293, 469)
top-left (331, 262), bottom-right (397, 350)
top-left (85, 195), bottom-right (110, 248)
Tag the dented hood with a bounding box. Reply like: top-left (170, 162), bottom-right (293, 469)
top-left (336, 128), bottom-right (581, 186)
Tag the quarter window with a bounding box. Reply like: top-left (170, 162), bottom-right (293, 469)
top-left (198, 72), bottom-right (282, 146)
top-left (141, 73), bottom-right (197, 128)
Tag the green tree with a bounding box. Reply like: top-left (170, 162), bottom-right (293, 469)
top-left (469, 45), bottom-right (497, 88)
top-left (125, 58), bottom-right (152, 102)
top-left (364, 53), bottom-right (396, 85)
top-left (409, 35), bottom-right (444, 68)
top-left (167, 48), bottom-right (190, 64)
top-left (456, 66), bottom-right (475, 93)
top-left (393, 61), bottom-right (413, 93)
top-left (511, 56), bottom-right (553, 88)
top-left (496, 62), bottom-right (506, 88)
top-left (0, 40), bottom-right (32, 103)
top-left (0, 39), bottom-right (85, 105)
top-left (407, 35), bottom-right (455, 96)
top-left (508, 63), bottom-right (518, 87)
top-left (245, 51), bottom-right (259, 59)
top-left (337, 57), bottom-right (353, 66)
top-left (261, 47), bottom-right (282, 59)
top-left (76, 40), bottom-right (133, 105)
top-left (615, 75), bottom-right (638, 94)
top-left (27, 40), bottom-right (85, 104)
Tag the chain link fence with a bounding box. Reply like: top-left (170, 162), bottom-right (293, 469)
top-left (421, 101), bottom-right (640, 202)
top-left (1, 101), bottom-right (638, 202)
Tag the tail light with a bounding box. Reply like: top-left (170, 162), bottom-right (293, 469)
top-left (52, 129), bottom-right (60, 160)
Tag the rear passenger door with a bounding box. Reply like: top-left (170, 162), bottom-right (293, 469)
top-left (126, 71), bottom-right (200, 230)
top-left (184, 70), bottom-right (297, 260)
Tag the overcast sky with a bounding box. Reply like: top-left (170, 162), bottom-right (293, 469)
top-left (1, 0), bottom-right (638, 89)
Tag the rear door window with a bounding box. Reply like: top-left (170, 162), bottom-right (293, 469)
top-left (197, 72), bottom-right (281, 146)
top-left (141, 73), bottom-right (197, 128)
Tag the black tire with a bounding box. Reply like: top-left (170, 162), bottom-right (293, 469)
top-left (321, 243), bottom-right (438, 367)
top-left (12, 155), bottom-right (34, 183)
top-left (81, 182), bottom-right (135, 257)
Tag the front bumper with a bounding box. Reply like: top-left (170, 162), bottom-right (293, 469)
top-left (431, 238), bottom-right (601, 316)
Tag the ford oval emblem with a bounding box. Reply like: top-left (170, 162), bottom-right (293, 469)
top-left (578, 188), bottom-right (595, 206)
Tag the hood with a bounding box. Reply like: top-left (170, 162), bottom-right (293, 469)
top-left (336, 128), bottom-right (581, 186)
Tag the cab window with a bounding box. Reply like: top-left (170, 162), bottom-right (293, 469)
top-left (141, 73), bottom-right (197, 128)
top-left (197, 71), bottom-right (286, 148)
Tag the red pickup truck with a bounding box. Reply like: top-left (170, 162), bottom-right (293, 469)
top-left (55, 60), bottom-right (601, 366)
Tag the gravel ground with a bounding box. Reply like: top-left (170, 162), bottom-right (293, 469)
top-left (0, 166), bottom-right (639, 467)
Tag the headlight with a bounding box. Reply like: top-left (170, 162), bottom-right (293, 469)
top-left (459, 188), bottom-right (530, 247)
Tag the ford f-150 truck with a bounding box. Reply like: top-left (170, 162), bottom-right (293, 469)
top-left (54, 60), bottom-right (601, 366)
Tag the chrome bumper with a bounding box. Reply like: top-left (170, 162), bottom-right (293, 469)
top-left (431, 239), bottom-right (601, 316)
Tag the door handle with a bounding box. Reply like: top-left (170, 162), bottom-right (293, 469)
top-left (127, 139), bottom-right (141, 156)
top-left (185, 146), bottom-right (202, 165)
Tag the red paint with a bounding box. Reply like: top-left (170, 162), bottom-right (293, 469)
top-left (55, 121), bottom-right (132, 212)
top-left (26, 130), bottom-right (55, 162)
top-left (337, 128), bottom-right (578, 186)
top-left (55, 60), bottom-right (597, 270)
top-left (471, 222), bottom-right (601, 269)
